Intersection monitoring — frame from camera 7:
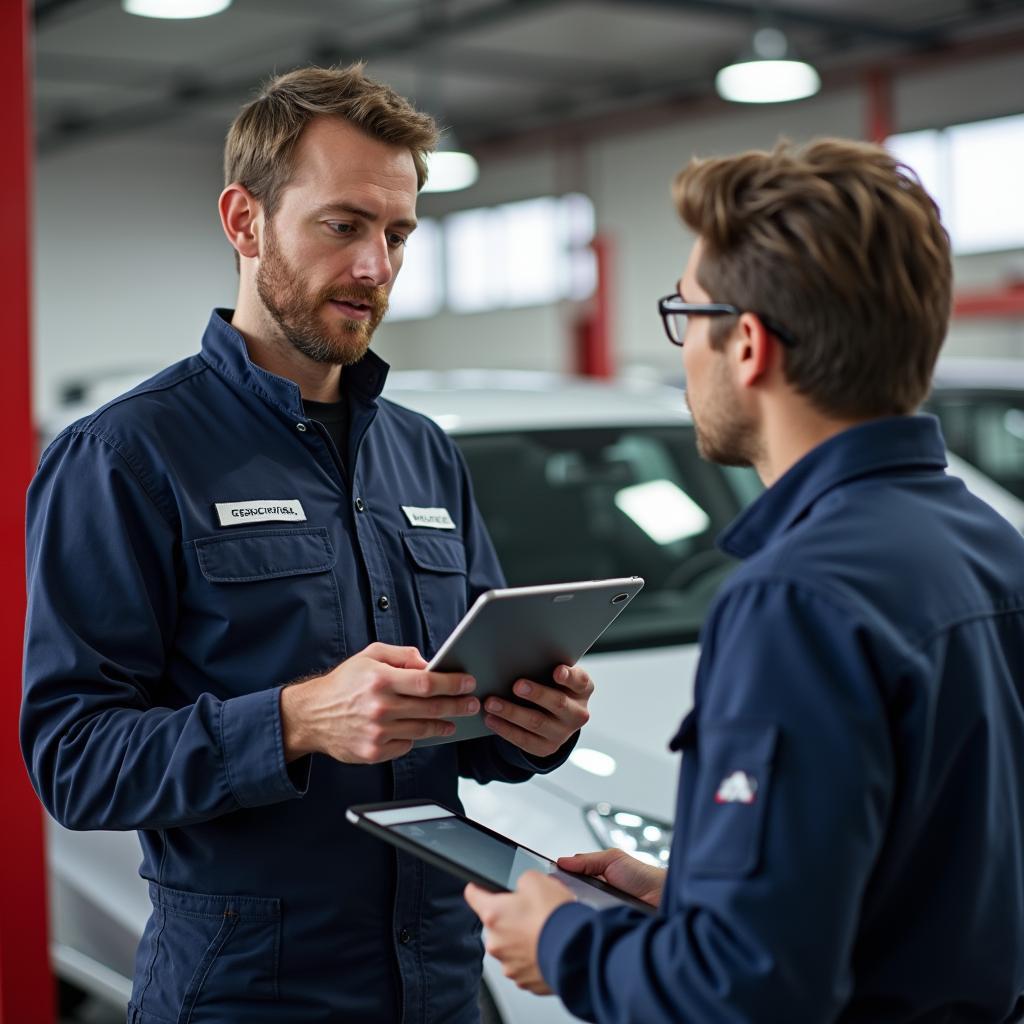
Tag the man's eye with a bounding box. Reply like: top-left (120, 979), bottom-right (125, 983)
top-left (327, 222), bottom-right (353, 235)
top-left (387, 233), bottom-right (408, 248)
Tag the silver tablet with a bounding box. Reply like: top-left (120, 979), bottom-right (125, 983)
top-left (417, 576), bottom-right (644, 746)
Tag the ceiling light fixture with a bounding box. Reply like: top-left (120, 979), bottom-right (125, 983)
top-left (715, 27), bottom-right (820, 104)
top-left (422, 132), bottom-right (479, 194)
top-left (123, 0), bottom-right (232, 19)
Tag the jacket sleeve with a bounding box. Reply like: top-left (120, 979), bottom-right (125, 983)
top-left (21, 428), bottom-right (308, 833)
top-left (448, 443), bottom-right (578, 784)
top-left (536, 578), bottom-right (894, 1022)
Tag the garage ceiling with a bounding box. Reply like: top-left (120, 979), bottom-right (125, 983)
top-left (33, 0), bottom-right (1024, 154)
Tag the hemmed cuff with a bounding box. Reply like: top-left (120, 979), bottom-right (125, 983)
top-left (498, 729), bottom-right (580, 775)
top-left (220, 685), bottom-right (311, 808)
top-left (537, 900), bottom-right (597, 994)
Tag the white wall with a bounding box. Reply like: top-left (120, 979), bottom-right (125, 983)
top-left (33, 135), bottom-right (236, 419)
top-left (32, 47), bottom-right (1024, 421)
top-left (588, 87), bottom-right (865, 378)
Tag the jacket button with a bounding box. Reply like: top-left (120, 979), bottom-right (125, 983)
top-left (355, 497), bottom-right (365, 513)
top-left (378, 595), bottom-right (390, 611)
top-left (296, 422), bottom-right (307, 432)
top-left (398, 927), bottom-right (411, 944)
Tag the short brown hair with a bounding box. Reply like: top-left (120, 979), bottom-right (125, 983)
top-left (673, 138), bottom-right (952, 418)
top-left (225, 62), bottom-right (438, 218)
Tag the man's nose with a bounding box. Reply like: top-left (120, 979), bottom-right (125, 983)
top-left (350, 235), bottom-right (393, 287)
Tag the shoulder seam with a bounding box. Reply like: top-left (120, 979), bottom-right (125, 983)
top-left (81, 362), bottom-right (209, 428)
top-left (912, 599), bottom-right (1024, 650)
top-left (68, 426), bottom-right (179, 532)
top-left (714, 572), bottom-right (1024, 662)
top-left (713, 573), bottom-right (865, 625)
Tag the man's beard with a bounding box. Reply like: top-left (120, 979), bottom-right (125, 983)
top-left (685, 362), bottom-right (760, 468)
top-left (256, 226), bottom-right (389, 367)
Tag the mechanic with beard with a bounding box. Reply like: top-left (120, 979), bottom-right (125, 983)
top-left (464, 139), bottom-right (1024, 1022)
top-left (21, 64), bottom-right (593, 1024)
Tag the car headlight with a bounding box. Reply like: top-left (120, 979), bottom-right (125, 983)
top-left (584, 803), bottom-right (674, 867)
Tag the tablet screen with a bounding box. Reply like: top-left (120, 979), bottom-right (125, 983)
top-left (388, 811), bottom-right (650, 913)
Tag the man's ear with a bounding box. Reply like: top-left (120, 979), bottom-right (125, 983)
top-left (732, 312), bottom-right (775, 389)
top-left (218, 183), bottom-right (262, 260)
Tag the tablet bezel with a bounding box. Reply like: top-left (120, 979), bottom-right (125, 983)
top-left (346, 798), bottom-right (658, 916)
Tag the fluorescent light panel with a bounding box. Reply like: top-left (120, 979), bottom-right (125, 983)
top-left (715, 59), bottom-right (820, 104)
top-left (124, 0), bottom-right (232, 17)
top-left (422, 151), bottom-right (479, 194)
top-left (614, 479), bottom-right (710, 545)
top-left (568, 747), bottom-right (617, 777)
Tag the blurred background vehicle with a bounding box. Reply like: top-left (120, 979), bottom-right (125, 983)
top-left (928, 358), bottom-right (1024, 501)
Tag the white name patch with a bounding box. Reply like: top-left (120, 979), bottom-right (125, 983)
top-left (401, 505), bottom-right (456, 530)
top-left (215, 499), bottom-right (307, 527)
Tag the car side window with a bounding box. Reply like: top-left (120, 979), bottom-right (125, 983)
top-left (455, 426), bottom-right (756, 651)
top-left (929, 391), bottom-right (1024, 499)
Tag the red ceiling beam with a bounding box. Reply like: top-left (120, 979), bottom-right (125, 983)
top-left (953, 281), bottom-right (1024, 318)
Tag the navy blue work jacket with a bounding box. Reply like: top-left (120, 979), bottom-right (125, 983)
top-left (22, 310), bottom-right (564, 1023)
top-left (539, 415), bottom-right (1024, 1023)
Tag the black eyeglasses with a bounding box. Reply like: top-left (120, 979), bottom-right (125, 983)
top-left (657, 294), bottom-right (797, 348)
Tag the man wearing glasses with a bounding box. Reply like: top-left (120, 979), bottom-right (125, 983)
top-left (465, 138), bottom-right (1024, 1021)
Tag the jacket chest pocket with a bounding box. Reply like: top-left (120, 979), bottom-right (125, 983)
top-left (402, 532), bottom-right (468, 657)
top-left (189, 528), bottom-right (344, 675)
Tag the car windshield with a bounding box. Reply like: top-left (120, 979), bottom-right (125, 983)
top-left (454, 425), bottom-right (760, 651)
top-left (927, 390), bottom-right (1024, 499)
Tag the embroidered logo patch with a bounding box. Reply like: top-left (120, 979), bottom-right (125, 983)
top-left (214, 499), bottom-right (306, 527)
top-left (714, 771), bottom-right (758, 805)
top-left (401, 505), bottom-right (456, 530)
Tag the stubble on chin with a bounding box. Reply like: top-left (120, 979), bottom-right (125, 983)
top-left (256, 228), bottom-right (388, 367)
top-left (686, 388), bottom-right (758, 468)
top-left (290, 308), bottom-right (375, 366)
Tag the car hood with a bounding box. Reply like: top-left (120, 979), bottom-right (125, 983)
top-left (529, 643), bottom-right (700, 824)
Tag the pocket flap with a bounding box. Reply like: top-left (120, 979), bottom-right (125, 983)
top-left (402, 531), bottom-right (467, 575)
top-left (669, 708), bottom-right (698, 752)
top-left (194, 528), bottom-right (336, 583)
top-left (702, 720), bottom-right (778, 767)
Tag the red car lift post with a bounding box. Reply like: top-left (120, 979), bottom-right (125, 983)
top-left (0, 1), bottom-right (56, 1021)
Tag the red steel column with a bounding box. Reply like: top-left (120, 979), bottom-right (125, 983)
top-left (573, 234), bottom-right (615, 378)
top-left (864, 68), bottom-right (894, 144)
top-left (0, 1), bottom-right (55, 1021)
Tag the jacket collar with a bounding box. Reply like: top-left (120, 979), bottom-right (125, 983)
top-left (718, 415), bottom-right (948, 560)
top-left (199, 308), bottom-right (390, 419)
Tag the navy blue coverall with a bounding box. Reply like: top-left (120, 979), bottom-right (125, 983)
top-left (22, 310), bottom-right (566, 1023)
top-left (538, 416), bottom-right (1024, 1022)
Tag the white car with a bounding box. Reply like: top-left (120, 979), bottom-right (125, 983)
top-left (40, 369), bottom-right (1024, 1024)
top-left (927, 357), bottom-right (1024, 504)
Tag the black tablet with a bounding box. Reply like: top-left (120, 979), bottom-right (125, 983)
top-left (418, 576), bottom-right (644, 746)
top-left (346, 799), bottom-right (657, 916)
